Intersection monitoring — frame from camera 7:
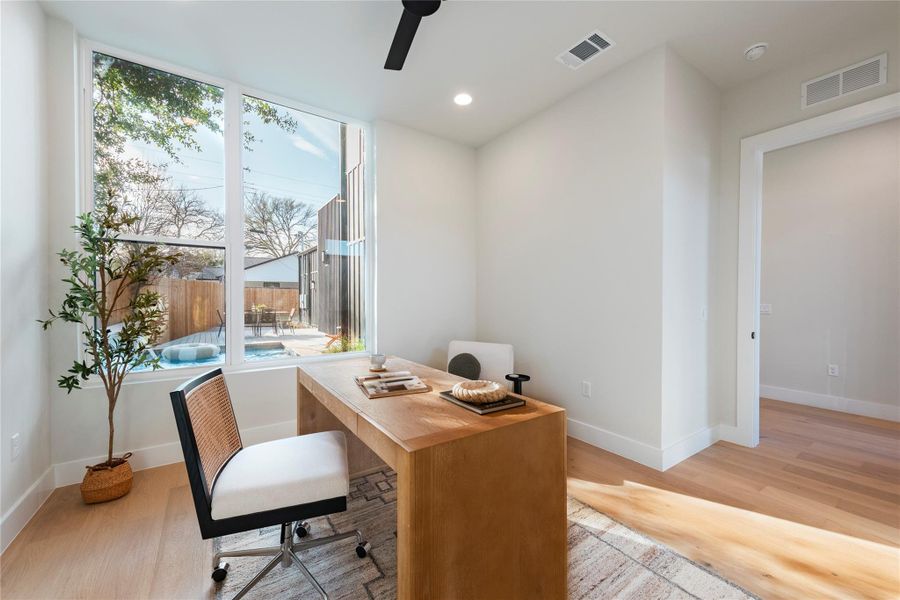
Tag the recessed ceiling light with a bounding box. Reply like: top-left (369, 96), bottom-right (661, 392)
top-left (744, 43), bottom-right (768, 62)
top-left (453, 93), bottom-right (473, 106)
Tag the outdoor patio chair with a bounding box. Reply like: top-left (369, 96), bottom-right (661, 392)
top-left (324, 326), bottom-right (343, 349)
top-left (244, 311), bottom-right (259, 337)
top-left (259, 309), bottom-right (277, 335)
top-left (277, 308), bottom-right (296, 334)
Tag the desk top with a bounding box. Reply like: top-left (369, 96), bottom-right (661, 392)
top-left (297, 356), bottom-right (564, 454)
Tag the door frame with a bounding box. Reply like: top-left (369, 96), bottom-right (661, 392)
top-left (734, 92), bottom-right (900, 447)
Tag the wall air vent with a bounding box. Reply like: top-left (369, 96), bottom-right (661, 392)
top-left (557, 30), bottom-right (615, 70)
top-left (802, 53), bottom-right (887, 109)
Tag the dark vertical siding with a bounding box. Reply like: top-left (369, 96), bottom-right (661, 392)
top-left (316, 193), bottom-right (348, 336)
top-left (345, 126), bottom-right (365, 345)
top-left (296, 126), bottom-right (366, 345)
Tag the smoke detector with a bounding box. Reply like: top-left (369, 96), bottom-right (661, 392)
top-left (744, 43), bottom-right (768, 61)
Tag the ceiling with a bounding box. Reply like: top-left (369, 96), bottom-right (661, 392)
top-left (41, 1), bottom-right (898, 147)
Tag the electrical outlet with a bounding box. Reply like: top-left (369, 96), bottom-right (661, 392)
top-left (827, 364), bottom-right (840, 377)
top-left (581, 381), bottom-right (592, 398)
top-left (11, 433), bottom-right (21, 461)
top-left (760, 304), bottom-right (772, 315)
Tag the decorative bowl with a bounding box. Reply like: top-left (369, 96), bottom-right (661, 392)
top-left (451, 380), bottom-right (507, 404)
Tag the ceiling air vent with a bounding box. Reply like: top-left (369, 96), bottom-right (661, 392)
top-left (557, 30), bottom-right (615, 70)
top-left (802, 53), bottom-right (887, 109)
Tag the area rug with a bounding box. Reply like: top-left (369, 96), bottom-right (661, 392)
top-left (215, 469), bottom-right (756, 599)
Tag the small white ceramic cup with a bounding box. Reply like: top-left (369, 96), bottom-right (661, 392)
top-left (370, 353), bottom-right (386, 370)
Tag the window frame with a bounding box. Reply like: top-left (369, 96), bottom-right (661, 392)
top-left (79, 39), bottom-right (376, 383)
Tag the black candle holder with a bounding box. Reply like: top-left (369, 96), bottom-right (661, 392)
top-left (505, 373), bottom-right (531, 395)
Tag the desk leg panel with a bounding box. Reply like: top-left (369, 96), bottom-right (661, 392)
top-left (297, 382), bottom-right (386, 477)
top-left (397, 411), bottom-right (567, 600)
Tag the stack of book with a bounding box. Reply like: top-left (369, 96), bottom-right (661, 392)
top-left (354, 371), bottom-right (431, 398)
top-left (438, 391), bottom-right (525, 414)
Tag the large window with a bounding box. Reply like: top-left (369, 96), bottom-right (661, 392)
top-left (241, 96), bottom-right (367, 358)
top-left (88, 48), bottom-right (368, 372)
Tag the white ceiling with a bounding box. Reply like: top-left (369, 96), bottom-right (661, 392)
top-left (41, 1), bottom-right (898, 147)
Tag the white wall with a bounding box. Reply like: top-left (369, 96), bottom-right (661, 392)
top-left (713, 25), bottom-right (900, 427)
top-left (760, 118), bottom-right (899, 419)
top-left (660, 51), bottom-right (720, 453)
top-left (476, 47), bottom-right (667, 456)
top-left (1, 0), bottom-right (54, 551)
top-left (374, 120), bottom-right (477, 368)
top-left (48, 367), bottom-right (299, 486)
top-left (476, 46), bottom-right (719, 468)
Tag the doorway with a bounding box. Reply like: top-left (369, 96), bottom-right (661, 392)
top-left (735, 92), bottom-right (900, 446)
top-left (759, 118), bottom-right (899, 422)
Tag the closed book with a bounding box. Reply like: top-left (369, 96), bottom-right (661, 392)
top-left (357, 375), bottom-right (431, 398)
top-left (439, 391), bottom-right (525, 414)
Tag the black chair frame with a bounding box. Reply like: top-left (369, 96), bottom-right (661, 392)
top-left (170, 368), bottom-right (369, 599)
top-left (170, 368), bottom-right (347, 540)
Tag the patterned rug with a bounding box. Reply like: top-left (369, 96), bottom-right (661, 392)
top-left (215, 469), bottom-right (755, 599)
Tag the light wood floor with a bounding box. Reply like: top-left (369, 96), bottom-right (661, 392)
top-left (569, 399), bottom-right (900, 599)
top-left (2, 399), bottom-right (898, 599)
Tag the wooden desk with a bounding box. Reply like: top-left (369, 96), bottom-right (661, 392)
top-left (297, 356), bottom-right (567, 600)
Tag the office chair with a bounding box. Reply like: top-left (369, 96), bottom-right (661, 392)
top-left (447, 340), bottom-right (531, 394)
top-left (170, 369), bottom-right (369, 600)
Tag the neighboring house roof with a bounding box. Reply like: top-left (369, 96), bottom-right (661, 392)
top-left (244, 256), bottom-right (272, 269)
top-left (196, 266), bottom-right (225, 280)
top-left (244, 253), bottom-right (300, 283)
top-left (182, 254), bottom-right (306, 282)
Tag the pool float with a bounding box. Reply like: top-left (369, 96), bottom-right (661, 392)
top-left (161, 343), bottom-right (220, 362)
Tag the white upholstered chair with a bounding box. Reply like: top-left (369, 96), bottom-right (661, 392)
top-left (170, 369), bottom-right (369, 600)
top-left (446, 340), bottom-right (530, 393)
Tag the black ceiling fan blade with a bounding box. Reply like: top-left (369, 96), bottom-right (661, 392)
top-left (384, 9), bottom-right (422, 71)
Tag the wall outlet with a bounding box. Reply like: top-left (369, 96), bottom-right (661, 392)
top-left (760, 304), bottom-right (772, 315)
top-left (11, 433), bottom-right (21, 461)
top-left (827, 364), bottom-right (840, 377)
top-left (581, 381), bottom-right (592, 398)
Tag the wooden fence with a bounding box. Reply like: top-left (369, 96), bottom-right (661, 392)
top-left (110, 278), bottom-right (298, 344)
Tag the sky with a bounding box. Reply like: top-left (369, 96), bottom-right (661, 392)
top-left (122, 95), bottom-right (342, 241)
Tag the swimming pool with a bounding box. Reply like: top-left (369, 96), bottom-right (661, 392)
top-left (133, 343), bottom-right (296, 372)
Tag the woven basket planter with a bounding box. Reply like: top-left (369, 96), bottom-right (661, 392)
top-left (81, 454), bottom-right (133, 504)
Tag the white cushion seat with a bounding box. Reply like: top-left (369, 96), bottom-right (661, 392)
top-left (210, 431), bottom-right (349, 520)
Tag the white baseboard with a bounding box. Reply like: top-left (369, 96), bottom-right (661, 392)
top-left (568, 418), bottom-right (664, 470)
top-left (760, 384), bottom-right (900, 422)
top-left (660, 426), bottom-right (718, 471)
top-left (1, 467), bottom-right (55, 554)
top-left (568, 418), bottom-right (722, 472)
top-left (53, 419), bottom-right (297, 488)
top-left (715, 423), bottom-right (750, 446)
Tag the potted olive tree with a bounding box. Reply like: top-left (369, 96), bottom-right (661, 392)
top-left (41, 201), bottom-right (178, 504)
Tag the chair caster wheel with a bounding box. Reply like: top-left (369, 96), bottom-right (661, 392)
top-left (295, 521), bottom-right (310, 538)
top-left (356, 542), bottom-right (370, 558)
top-left (211, 561), bottom-right (229, 582)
